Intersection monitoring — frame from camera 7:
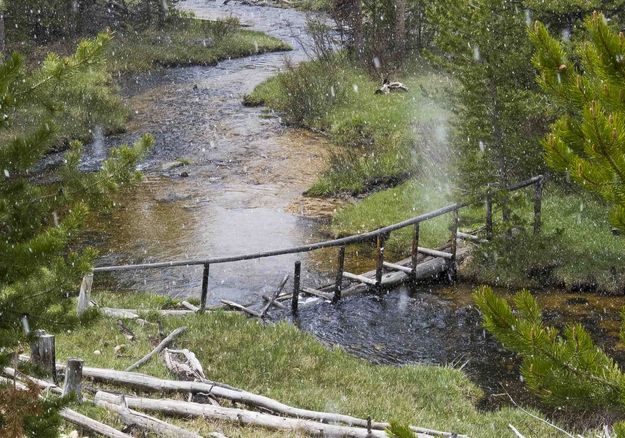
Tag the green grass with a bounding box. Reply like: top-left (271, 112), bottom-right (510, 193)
top-left (330, 180), bottom-right (453, 255)
top-left (463, 185), bottom-right (625, 293)
top-left (247, 57), bottom-right (452, 196)
top-left (53, 291), bottom-right (570, 437)
top-left (110, 16), bottom-right (291, 74)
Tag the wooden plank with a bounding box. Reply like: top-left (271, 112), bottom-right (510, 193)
top-left (457, 231), bottom-right (487, 243)
top-left (417, 247), bottom-right (452, 260)
top-left (221, 300), bottom-right (262, 318)
top-left (300, 286), bottom-right (332, 301)
top-left (343, 271), bottom-right (377, 286)
top-left (383, 261), bottom-right (412, 274)
top-left (261, 294), bottom-right (288, 309)
top-left (260, 275), bottom-right (289, 317)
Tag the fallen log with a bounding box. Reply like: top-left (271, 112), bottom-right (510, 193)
top-left (102, 308), bottom-right (195, 319)
top-left (125, 326), bottom-right (187, 372)
top-left (96, 399), bottom-right (203, 438)
top-left (74, 366), bottom-right (464, 437)
top-left (2, 367), bottom-right (62, 394)
top-left (95, 391), bottom-right (394, 438)
top-left (61, 408), bottom-right (133, 438)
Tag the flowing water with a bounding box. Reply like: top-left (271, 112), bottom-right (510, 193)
top-left (83, 0), bottom-right (344, 303)
top-left (75, 0), bottom-right (625, 409)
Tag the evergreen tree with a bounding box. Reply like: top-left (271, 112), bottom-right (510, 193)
top-left (530, 12), bottom-right (625, 231)
top-left (427, 0), bottom-right (545, 198)
top-left (474, 286), bottom-right (625, 421)
top-left (0, 33), bottom-right (152, 366)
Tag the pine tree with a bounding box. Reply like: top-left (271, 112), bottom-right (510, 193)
top-left (474, 286), bottom-right (625, 413)
top-left (0, 33), bottom-right (152, 366)
top-left (530, 12), bottom-right (625, 231)
top-left (0, 30), bottom-right (152, 437)
top-left (427, 0), bottom-right (545, 198)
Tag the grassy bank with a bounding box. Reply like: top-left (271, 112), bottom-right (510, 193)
top-left (247, 57), bottom-right (452, 196)
top-left (109, 15), bottom-right (291, 74)
top-left (53, 291), bottom-right (566, 437)
top-left (463, 185), bottom-right (625, 293)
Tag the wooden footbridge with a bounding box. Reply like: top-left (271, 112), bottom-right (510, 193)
top-left (82, 175), bottom-right (544, 316)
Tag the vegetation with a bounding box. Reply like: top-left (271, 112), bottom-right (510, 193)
top-left (531, 13), bottom-right (625, 232)
top-left (474, 286), bottom-right (625, 429)
top-left (50, 291), bottom-right (567, 437)
top-left (108, 15), bottom-right (291, 74)
top-left (249, 56), bottom-right (451, 195)
top-left (0, 33), bottom-right (152, 435)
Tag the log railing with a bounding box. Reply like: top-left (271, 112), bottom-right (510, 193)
top-left (91, 175), bottom-right (545, 311)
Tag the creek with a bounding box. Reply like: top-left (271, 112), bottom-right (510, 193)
top-left (80, 0), bottom-right (625, 412)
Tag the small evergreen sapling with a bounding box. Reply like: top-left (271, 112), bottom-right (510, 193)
top-left (0, 33), bottom-right (152, 436)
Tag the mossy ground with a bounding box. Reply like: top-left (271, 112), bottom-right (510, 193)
top-left (53, 291), bottom-right (570, 437)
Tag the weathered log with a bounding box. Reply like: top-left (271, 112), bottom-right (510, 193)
top-left (102, 308), bottom-right (195, 319)
top-left (343, 271), bottom-right (377, 286)
top-left (96, 399), bottom-right (203, 438)
top-left (125, 326), bottom-right (187, 372)
top-left (60, 408), bottom-right (133, 438)
top-left (62, 358), bottom-right (83, 401)
top-left (75, 366), bottom-right (464, 436)
top-left (94, 392), bottom-right (393, 438)
top-left (2, 367), bottom-right (62, 394)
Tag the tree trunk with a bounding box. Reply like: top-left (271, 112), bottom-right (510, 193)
top-left (352, 0), bottom-right (364, 59)
top-left (394, 0), bottom-right (406, 57)
top-left (0, 13), bottom-right (5, 58)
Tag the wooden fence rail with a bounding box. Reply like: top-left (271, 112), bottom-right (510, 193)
top-left (88, 175), bottom-right (545, 311)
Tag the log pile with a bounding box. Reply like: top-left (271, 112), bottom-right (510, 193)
top-left (4, 354), bottom-right (467, 438)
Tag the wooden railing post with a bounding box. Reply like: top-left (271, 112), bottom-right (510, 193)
top-left (485, 192), bottom-right (493, 240)
top-left (449, 210), bottom-right (459, 282)
top-left (533, 177), bottom-right (543, 235)
top-left (199, 264), bottom-right (209, 313)
top-left (333, 246), bottom-right (345, 303)
top-left (31, 330), bottom-right (56, 383)
top-left (411, 223), bottom-right (420, 279)
top-left (63, 358), bottom-right (84, 402)
top-left (375, 234), bottom-right (385, 288)
top-left (292, 261), bottom-right (301, 313)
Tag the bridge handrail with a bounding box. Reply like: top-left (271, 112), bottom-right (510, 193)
top-left (93, 175), bottom-right (543, 273)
